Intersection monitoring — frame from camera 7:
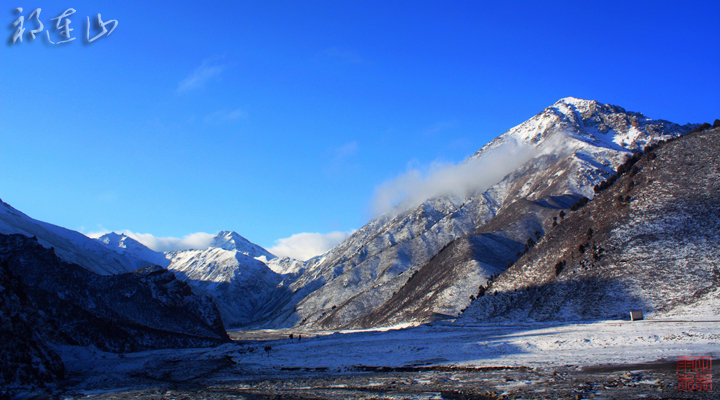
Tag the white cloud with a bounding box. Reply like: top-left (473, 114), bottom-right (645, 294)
top-left (86, 230), bottom-right (215, 252)
top-left (370, 135), bottom-right (565, 216)
top-left (268, 231), bottom-right (352, 261)
top-left (333, 141), bottom-right (358, 159)
top-left (177, 57), bottom-right (227, 93)
top-left (204, 107), bottom-right (248, 123)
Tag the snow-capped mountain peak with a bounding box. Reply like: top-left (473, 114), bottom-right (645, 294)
top-left (209, 230), bottom-right (276, 261)
top-left (96, 232), bottom-right (169, 267)
top-left (166, 232), bottom-right (290, 328)
top-left (97, 232), bottom-right (140, 250)
top-left (475, 97), bottom-right (683, 157)
top-left (554, 96), bottom-right (598, 109)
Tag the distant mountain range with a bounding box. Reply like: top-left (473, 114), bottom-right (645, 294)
top-left (0, 199), bottom-right (302, 330)
top-left (84, 229), bottom-right (303, 328)
top-left (4, 97), bottom-right (718, 394)
top-left (0, 97), bottom-right (703, 331)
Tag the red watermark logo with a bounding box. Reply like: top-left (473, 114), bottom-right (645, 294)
top-left (677, 356), bottom-right (712, 391)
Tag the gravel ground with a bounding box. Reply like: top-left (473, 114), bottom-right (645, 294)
top-left (74, 361), bottom-right (718, 399)
top-left (46, 321), bottom-right (718, 399)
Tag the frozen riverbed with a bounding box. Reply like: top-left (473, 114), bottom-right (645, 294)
top-left (56, 319), bottom-right (719, 398)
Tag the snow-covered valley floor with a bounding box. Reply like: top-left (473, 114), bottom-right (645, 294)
top-left (57, 319), bottom-right (719, 399)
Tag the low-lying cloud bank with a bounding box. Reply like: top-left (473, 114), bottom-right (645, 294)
top-left (268, 231), bottom-right (352, 261)
top-left (371, 135), bottom-right (563, 216)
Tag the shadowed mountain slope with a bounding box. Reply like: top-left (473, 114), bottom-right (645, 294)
top-left (0, 233), bottom-right (230, 393)
top-left (458, 126), bottom-right (720, 323)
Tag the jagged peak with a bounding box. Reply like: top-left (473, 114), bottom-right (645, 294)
top-left (549, 97), bottom-right (645, 122)
top-left (209, 230), bottom-right (276, 260)
top-left (94, 232), bottom-right (169, 268)
top-left (99, 231), bottom-right (127, 240)
top-left (549, 97), bottom-right (620, 118)
top-left (97, 232), bottom-right (137, 248)
top-left (554, 96), bottom-right (597, 107)
top-left (211, 230), bottom-right (251, 250)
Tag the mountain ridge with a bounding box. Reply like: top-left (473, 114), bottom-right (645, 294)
top-left (272, 97), bottom-right (693, 329)
top-left (0, 200), bottom-right (156, 275)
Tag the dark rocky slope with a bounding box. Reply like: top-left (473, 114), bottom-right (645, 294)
top-left (458, 126), bottom-right (720, 322)
top-left (0, 234), bottom-right (230, 394)
top-left (0, 257), bottom-right (65, 395)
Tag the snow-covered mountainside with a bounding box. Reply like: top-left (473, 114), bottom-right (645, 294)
top-left (95, 232), bottom-right (170, 267)
top-left (457, 125), bottom-right (720, 323)
top-left (90, 229), bottom-right (307, 328)
top-left (270, 98), bottom-right (693, 329)
top-left (267, 256), bottom-right (307, 275)
top-left (0, 200), bottom-right (156, 275)
top-left (166, 231), bottom-right (296, 328)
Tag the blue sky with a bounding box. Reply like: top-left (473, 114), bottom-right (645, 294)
top-left (1, 1), bottom-right (719, 257)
